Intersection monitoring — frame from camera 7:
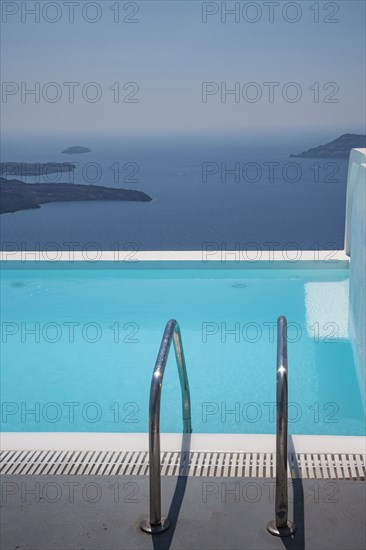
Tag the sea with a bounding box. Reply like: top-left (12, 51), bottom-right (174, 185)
top-left (0, 133), bottom-right (349, 252)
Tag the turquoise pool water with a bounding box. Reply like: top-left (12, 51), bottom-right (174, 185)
top-left (0, 262), bottom-right (364, 435)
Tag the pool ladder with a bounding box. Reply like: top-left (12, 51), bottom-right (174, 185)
top-left (141, 317), bottom-right (296, 537)
top-left (140, 320), bottom-right (192, 534)
top-left (267, 316), bottom-right (296, 537)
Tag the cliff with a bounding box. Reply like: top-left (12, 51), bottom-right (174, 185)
top-left (0, 178), bottom-right (152, 214)
top-left (290, 134), bottom-right (366, 159)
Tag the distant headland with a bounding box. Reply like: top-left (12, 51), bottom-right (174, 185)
top-left (62, 146), bottom-right (92, 154)
top-left (290, 133), bottom-right (366, 159)
top-left (0, 162), bottom-right (76, 176)
top-left (0, 177), bottom-right (152, 214)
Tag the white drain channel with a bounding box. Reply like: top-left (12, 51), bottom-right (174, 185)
top-left (1, 450), bottom-right (365, 480)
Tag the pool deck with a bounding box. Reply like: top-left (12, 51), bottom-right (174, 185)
top-left (1, 474), bottom-right (365, 550)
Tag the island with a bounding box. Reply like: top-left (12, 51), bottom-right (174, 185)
top-left (0, 162), bottom-right (76, 176)
top-left (0, 177), bottom-right (152, 214)
top-left (290, 133), bottom-right (366, 159)
top-left (62, 146), bottom-right (92, 154)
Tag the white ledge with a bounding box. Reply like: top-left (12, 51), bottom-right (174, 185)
top-left (1, 432), bottom-right (365, 455)
top-left (0, 250), bottom-right (349, 263)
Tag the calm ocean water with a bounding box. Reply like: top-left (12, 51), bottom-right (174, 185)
top-left (0, 134), bottom-right (348, 251)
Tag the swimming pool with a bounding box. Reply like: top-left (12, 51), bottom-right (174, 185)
top-left (0, 261), bottom-right (364, 436)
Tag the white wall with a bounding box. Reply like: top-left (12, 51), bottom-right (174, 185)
top-left (345, 148), bottom-right (366, 397)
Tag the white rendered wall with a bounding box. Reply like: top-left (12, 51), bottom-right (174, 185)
top-left (346, 148), bottom-right (366, 397)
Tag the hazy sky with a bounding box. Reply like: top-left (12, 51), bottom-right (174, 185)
top-left (1, 0), bottom-right (365, 136)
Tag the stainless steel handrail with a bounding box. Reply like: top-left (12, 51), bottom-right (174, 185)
top-left (141, 319), bottom-right (192, 534)
top-left (267, 316), bottom-right (296, 537)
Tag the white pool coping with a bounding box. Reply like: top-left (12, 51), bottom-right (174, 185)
top-left (0, 250), bottom-right (349, 263)
top-left (1, 432), bottom-right (365, 455)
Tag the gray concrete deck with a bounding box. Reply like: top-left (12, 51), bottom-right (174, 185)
top-left (1, 475), bottom-right (365, 550)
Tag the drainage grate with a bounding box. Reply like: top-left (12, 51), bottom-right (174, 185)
top-left (1, 450), bottom-right (365, 480)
